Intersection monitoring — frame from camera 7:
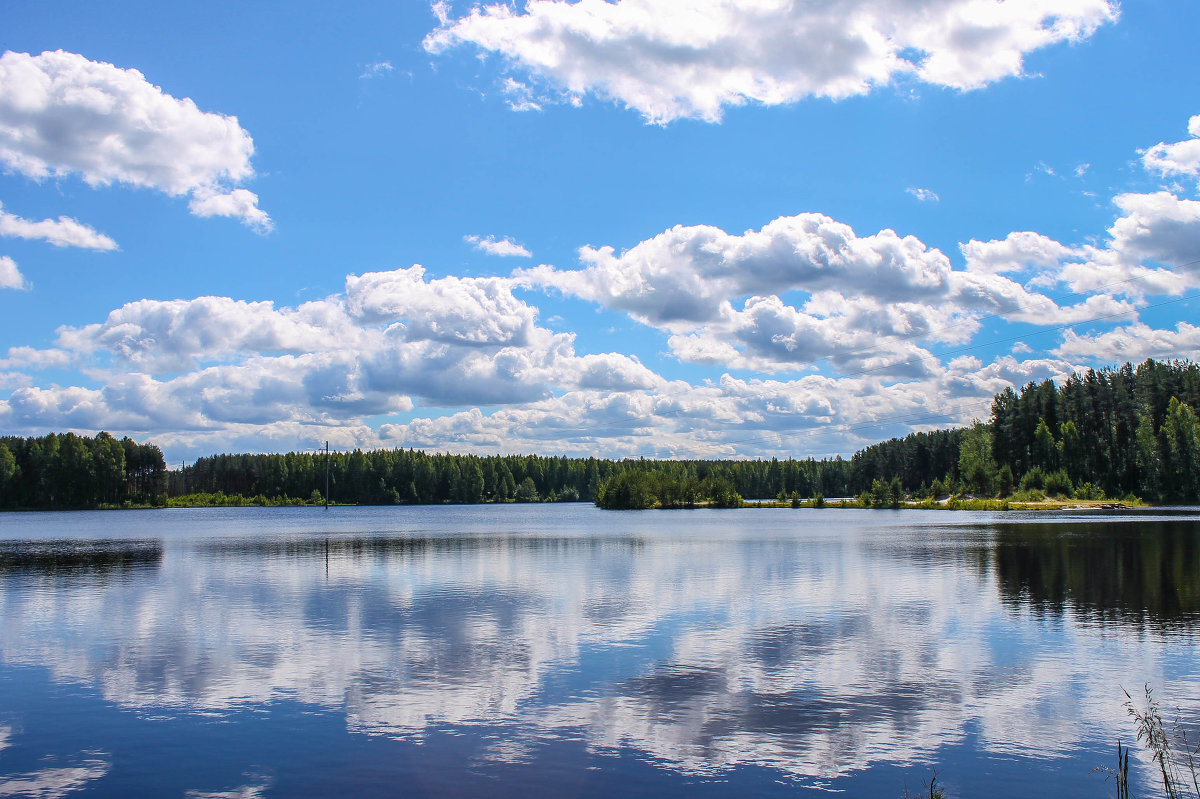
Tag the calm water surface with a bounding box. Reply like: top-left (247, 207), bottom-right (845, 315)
top-left (1, 505), bottom-right (1198, 797)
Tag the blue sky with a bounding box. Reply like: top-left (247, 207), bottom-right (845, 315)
top-left (1, 0), bottom-right (1198, 462)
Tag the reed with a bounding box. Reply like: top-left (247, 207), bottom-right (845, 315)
top-left (1123, 686), bottom-right (1200, 799)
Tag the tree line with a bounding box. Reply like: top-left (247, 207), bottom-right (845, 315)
top-left (2, 358), bottom-right (1197, 510)
top-left (0, 432), bottom-right (166, 509)
top-left (601, 358), bottom-right (1200, 508)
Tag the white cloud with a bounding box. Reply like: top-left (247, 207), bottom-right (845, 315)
top-left (0, 255), bottom-right (28, 290)
top-left (906, 187), bottom-right (940, 203)
top-left (500, 78), bottom-right (546, 112)
top-left (960, 231), bottom-right (1081, 276)
top-left (188, 188), bottom-right (273, 233)
top-left (375, 357), bottom-right (1076, 459)
top-left (1142, 114), bottom-right (1200, 179)
top-left (1055, 321), bottom-right (1200, 364)
top-left (517, 212), bottom-right (1136, 375)
top-left (0, 201), bottom-right (118, 250)
top-left (0, 266), bottom-right (662, 452)
top-left (466, 234), bottom-right (533, 258)
top-left (518, 214), bottom-right (957, 327)
top-left (1107, 191), bottom-right (1200, 270)
top-left (0, 50), bottom-right (268, 228)
top-left (345, 266), bottom-right (537, 344)
top-left (425, 0), bottom-right (1117, 123)
top-left (0, 346), bottom-right (72, 370)
top-left (55, 296), bottom-right (351, 372)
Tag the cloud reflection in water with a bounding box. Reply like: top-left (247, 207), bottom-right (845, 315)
top-left (0, 513), bottom-right (1198, 784)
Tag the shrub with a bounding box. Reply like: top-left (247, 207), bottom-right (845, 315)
top-left (1044, 469), bottom-right (1074, 498)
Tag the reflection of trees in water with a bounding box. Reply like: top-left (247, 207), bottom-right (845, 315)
top-left (981, 521), bottom-right (1200, 628)
top-left (196, 534), bottom-right (646, 560)
top-left (0, 539), bottom-right (162, 578)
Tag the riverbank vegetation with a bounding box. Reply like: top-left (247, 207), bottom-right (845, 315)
top-left (1, 358), bottom-right (1197, 510)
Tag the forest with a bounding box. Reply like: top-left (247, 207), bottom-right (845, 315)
top-left (0, 432), bottom-right (167, 509)
top-left (1, 358), bottom-right (1198, 510)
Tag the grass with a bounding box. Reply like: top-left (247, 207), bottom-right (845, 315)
top-left (902, 773), bottom-right (947, 799)
top-left (1121, 685), bottom-right (1200, 798)
top-left (912, 686), bottom-right (1197, 799)
top-left (743, 496), bottom-right (1147, 511)
top-left (166, 491), bottom-right (329, 508)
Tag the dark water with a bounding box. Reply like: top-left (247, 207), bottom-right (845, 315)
top-left (0, 505), bottom-right (1198, 798)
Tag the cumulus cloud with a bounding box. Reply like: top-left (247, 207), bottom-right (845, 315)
top-left (188, 188), bottom-right (273, 233)
top-left (0, 265), bottom-right (663, 451)
top-left (0, 255), bottom-right (28, 290)
top-left (425, 0), bottom-right (1117, 123)
top-left (376, 355), bottom-right (1078, 459)
top-left (55, 296), bottom-right (349, 372)
top-left (466, 234), bottom-right (533, 258)
top-left (345, 266), bottom-right (537, 344)
top-left (0, 346), bottom-right (72, 370)
top-left (1142, 114), bottom-right (1200, 180)
top-left (1055, 321), bottom-right (1200, 364)
top-left (960, 231), bottom-right (1080, 276)
top-left (517, 212), bottom-right (1134, 375)
top-left (0, 50), bottom-right (269, 229)
top-left (518, 214), bottom-right (957, 327)
top-left (1107, 192), bottom-right (1200, 269)
top-left (0, 201), bottom-right (118, 250)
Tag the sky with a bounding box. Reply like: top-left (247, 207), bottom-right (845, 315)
top-left (1, 0), bottom-right (1198, 464)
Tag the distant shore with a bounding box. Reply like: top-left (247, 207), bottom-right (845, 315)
top-left (1, 497), bottom-right (1156, 512)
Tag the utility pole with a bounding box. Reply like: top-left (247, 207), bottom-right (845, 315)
top-left (324, 441), bottom-right (330, 510)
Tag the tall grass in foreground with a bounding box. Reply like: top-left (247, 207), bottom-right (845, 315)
top-left (901, 773), bottom-right (946, 799)
top-left (1117, 686), bottom-right (1200, 798)
top-left (918, 686), bottom-right (1197, 798)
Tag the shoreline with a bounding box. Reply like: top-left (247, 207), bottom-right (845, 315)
top-left (0, 498), bottom-right (1156, 512)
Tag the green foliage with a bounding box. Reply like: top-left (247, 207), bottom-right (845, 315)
top-left (703, 476), bottom-right (742, 508)
top-left (0, 442), bottom-right (16, 488)
top-left (596, 470), bottom-right (656, 509)
top-left (1044, 469), bottom-right (1074, 498)
top-left (1019, 466), bottom-right (1046, 492)
top-left (957, 422), bottom-right (997, 496)
top-left (513, 476), bottom-right (540, 503)
top-left (1009, 488), bottom-right (1046, 502)
top-left (996, 464), bottom-right (1014, 497)
top-left (595, 469), bottom-right (742, 509)
top-left (863, 477), bottom-right (903, 508)
top-left (0, 432), bottom-right (165, 509)
top-left (1162, 397), bottom-right (1200, 503)
top-left (168, 491), bottom-right (321, 508)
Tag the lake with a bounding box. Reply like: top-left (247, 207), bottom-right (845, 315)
top-left (1, 504), bottom-right (1198, 797)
